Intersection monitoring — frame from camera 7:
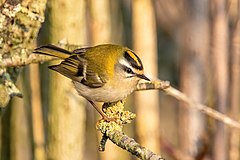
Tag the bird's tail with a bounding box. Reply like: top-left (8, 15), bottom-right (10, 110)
top-left (33, 44), bottom-right (72, 59)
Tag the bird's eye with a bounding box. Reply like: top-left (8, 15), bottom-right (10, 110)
top-left (125, 67), bottom-right (134, 74)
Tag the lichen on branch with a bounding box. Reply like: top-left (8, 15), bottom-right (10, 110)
top-left (0, 0), bottom-right (46, 107)
top-left (96, 100), bottom-right (165, 160)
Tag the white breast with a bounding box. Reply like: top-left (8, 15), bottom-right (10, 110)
top-left (72, 78), bottom-right (138, 102)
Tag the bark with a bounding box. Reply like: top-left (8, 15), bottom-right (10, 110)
top-left (0, 0), bottom-right (46, 159)
top-left (229, 1), bottom-right (240, 160)
top-left (178, 0), bottom-right (210, 158)
top-left (89, 0), bottom-right (127, 159)
top-left (211, 0), bottom-right (229, 159)
top-left (154, 0), bottom-right (185, 34)
top-left (0, 0), bottom-right (46, 107)
top-left (29, 63), bottom-right (46, 160)
top-left (132, 0), bottom-right (161, 154)
top-left (46, 0), bottom-right (87, 159)
top-left (10, 75), bottom-right (32, 160)
top-left (1, 103), bottom-right (11, 160)
top-left (96, 101), bottom-right (165, 160)
top-left (89, 0), bottom-right (111, 44)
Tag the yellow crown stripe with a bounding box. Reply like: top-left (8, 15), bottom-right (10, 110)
top-left (134, 69), bottom-right (144, 75)
top-left (126, 51), bottom-right (141, 67)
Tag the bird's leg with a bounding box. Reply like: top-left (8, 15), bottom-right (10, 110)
top-left (87, 100), bottom-right (114, 121)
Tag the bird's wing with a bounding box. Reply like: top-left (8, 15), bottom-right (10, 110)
top-left (34, 44), bottom-right (106, 88)
top-left (49, 53), bottom-right (106, 88)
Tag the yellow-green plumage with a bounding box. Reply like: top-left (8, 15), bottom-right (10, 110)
top-left (34, 44), bottom-right (135, 88)
top-left (33, 43), bottom-right (149, 119)
top-left (33, 44), bottom-right (149, 102)
top-left (80, 44), bottom-right (127, 78)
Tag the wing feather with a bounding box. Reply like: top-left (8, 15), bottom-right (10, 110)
top-left (49, 52), bottom-right (106, 88)
top-left (35, 45), bottom-right (107, 88)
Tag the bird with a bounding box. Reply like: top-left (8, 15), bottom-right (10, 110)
top-left (33, 44), bottom-right (150, 120)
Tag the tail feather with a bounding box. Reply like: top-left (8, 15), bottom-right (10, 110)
top-left (33, 44), bottom-right (72, 59)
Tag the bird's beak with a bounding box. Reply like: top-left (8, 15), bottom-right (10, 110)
top-left (137, 74), bottom-right (151, 81)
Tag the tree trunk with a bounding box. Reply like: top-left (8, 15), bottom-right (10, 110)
top-left (229, 8), bottom-right (240, 160)
top-left (211, 0), bottom-right (229, 159)
top-left (0, 0), bottom-right (47, 159)
top-left (10, 75), bottom-right (32, 160)
top-left (132, 0), bottom-right (161, 154)
top-left (89, 0), bottom-right (131, 159)
top-left (178, 0), bottom-right (209, 158)
top-left (0, 0), bottom-right (47, 108)
top-left (46, 0), bottom-right (87, 159)
top-left (90, 0), bottom-right (111, 44)
top-left (1, 104), bottom-right (11, 160)
top-left (29, 64), bottom-right (46, 160)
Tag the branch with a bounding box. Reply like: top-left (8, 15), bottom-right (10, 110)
top-left (0, 0), bottom-right (47, 107)
top-left (96, 101), bottom-right (165, 160)
top-left (0, 42), bottom-right (81, 68)
top-left (0, 54), bottom-right (55, 68)
top-left (136, 80), bottom-right (240, 129)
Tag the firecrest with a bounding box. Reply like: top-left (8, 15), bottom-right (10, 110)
top-left (33, 44), bottom-right (150, 120)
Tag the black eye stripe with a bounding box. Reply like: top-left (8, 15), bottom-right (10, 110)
top-left (121, 65), bottom-right (135, 74)
top-left (125, 67), bottom-right (134, 74)
top-left (124, 51), bottom-right (143, 70)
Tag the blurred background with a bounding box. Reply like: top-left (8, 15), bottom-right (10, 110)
top-left (1, 0), bottom-right (240, 160)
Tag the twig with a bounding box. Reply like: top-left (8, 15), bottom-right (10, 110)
top-left (136, 80), bottom-right (240, 129)
top-left (0, 54), bottom-right (55, 68)
top-left (103, 129), bottom-right (164, 160)
top-left (96, 101), bottom-right (165, 160)
top-left (0, 42), bottom-right (81, 68)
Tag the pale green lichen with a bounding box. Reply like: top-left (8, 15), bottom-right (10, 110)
top-left (96, 100), bottom-right (136, 151)
top-left (1, 3), bottom-right (21, 18)
top-left (102, 100), bottom-right (136, 124)
top-left (0, 72), bottom-right (22, 108)
top-left (20, 6), bottom-right (44, 22)
top-left (0, 84), bottom-right (10, 108)
top-left (4, 79), bottom-right (22, 98)
top-left (0, 14), bottom-right (5, 29)
top-left (0, 0), bottom-right (46, 108)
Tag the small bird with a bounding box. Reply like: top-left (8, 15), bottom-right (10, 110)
top-left (33, 44), bottom-right (150, 120)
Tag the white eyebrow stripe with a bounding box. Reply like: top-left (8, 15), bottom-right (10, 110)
top-left (118, 58), bottom-right (134, 70)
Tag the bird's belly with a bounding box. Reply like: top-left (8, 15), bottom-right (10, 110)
top-left (73, 81), bottom-right (134, 102)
